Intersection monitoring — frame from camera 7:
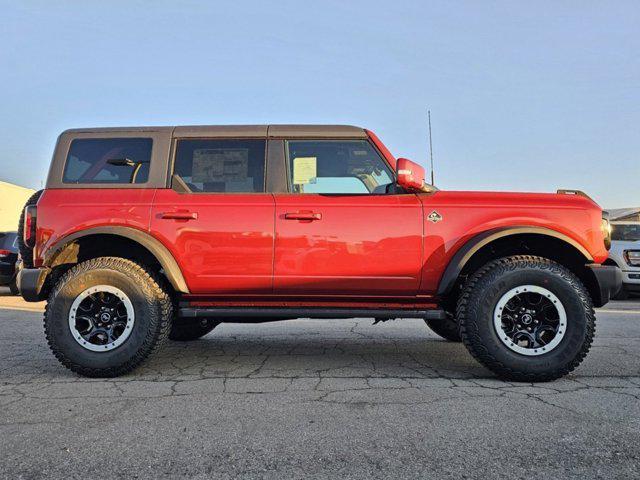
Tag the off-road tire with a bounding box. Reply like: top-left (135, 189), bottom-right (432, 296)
top-left (425, 316), bottom-right (461, 342)
top-left (169, 318), bottom-right (219, 341)
top-left (44, 257), bottom-right (173, 377)
top-left (457, 255), bottom-right (595, 382)
top-left (613, 288), bottom-right (629, 301)
top-left (17, 189), bottom-right (43, 268)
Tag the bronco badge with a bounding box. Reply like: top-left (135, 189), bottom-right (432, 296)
top-left (427, 210), bottom-right (443, 223)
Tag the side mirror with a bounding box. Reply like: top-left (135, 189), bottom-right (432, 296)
top-left (396, 158), bottom-right (428, 191)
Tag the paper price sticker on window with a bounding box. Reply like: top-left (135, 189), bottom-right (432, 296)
top-left (293, 157), bottom-right (317, 184)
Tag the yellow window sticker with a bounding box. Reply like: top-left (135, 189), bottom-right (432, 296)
top-left (293, 157), bottom-right (317, 184)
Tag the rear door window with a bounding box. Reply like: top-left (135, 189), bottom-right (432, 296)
top-left (173, 139), bottom-right (266, 193)
top-left (62, 138), bottom-right (153, 184)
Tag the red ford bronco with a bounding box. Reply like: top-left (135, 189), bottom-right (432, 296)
top-left (18, 125), bottom-right (621, 381)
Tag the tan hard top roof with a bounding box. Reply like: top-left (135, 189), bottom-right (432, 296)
top-left (62, 125), bottom-right (367, 138)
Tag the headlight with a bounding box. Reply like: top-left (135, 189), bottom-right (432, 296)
top-left (624, 250), bottom-right (640, 267)
top-left (601, 215), bottom-right (612, 250)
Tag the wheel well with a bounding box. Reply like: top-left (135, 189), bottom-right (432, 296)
top-left (48, 234), bottom-right (173, 294)
top-left (441, 233), bottom-right (598, 310)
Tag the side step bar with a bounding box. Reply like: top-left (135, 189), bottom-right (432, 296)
top-left (179, 307), bottom-right (447, 321)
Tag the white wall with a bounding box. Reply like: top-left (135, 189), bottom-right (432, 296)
top-left (0, 181), bottom-right (35, 231)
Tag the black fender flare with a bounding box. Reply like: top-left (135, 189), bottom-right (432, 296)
top-left (44, 226), bottom-right (189, 293)
top-left (437, 226), bottom-right (593, 296)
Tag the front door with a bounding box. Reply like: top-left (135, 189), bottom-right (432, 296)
top-left (151, 137), bottom-right (274, 295)
top-left (273, 139), bottom-right (424, 296)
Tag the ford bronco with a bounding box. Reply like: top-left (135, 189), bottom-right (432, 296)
top-left (17, 125), bottom-right (622, 381)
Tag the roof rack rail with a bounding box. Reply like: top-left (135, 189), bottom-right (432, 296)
top-left (557, 189), bottom-right (594, 202)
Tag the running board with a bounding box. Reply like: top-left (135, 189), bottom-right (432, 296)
top-left (179, 307), bottom-right (447, 321)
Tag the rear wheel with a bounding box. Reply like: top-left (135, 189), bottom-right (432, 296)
top-left (44, 257), bottom-right (173, 377)
top-left (169, 318), bottom-right (219, 341)
top-left (458, 255), bottom-right (595, 382)
top-left (425, 316), bottom-right (461, 342)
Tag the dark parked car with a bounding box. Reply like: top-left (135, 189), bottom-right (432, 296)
top-left (0, 232), bottom-right (19, 294)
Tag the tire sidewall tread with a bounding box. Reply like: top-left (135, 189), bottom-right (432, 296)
top-left (44, 257), bottom-right (173, 377)
top-left (457, 255), bottom-right (596, 382)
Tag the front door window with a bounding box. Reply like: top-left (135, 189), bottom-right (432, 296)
top-left (272, 139), bottom-right (422, 295)
top-left (287, 140), bottom-right (394, 194)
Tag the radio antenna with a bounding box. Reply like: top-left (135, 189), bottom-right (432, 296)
top-left (428, 110), bottom-right (435, 185)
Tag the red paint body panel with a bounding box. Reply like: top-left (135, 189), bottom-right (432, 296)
top-left (365, 129), bottom-right (396, 169)
top-left (33, 129), bottom-right (610, 308)
top-left (150, 190), bottom-right (274, 294)
top-left (273, 194), bottom-right (423, 295)
top-left (418, 190), bottom-right (608, 293)
top-left (34, 189), bottom-right (156, 267)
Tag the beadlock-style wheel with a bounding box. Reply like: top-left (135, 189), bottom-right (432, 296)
top-left (68, 285), bottom-right (135, 352)
top-left (494, 285), bottom-right (567, 356)
top-left (458, 256), bottom-right (595, 381)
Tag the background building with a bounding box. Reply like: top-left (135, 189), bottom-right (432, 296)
top-left (0, 181), bottom-right (35, 231)
top-left (608, 208), bottom-right (640, 223)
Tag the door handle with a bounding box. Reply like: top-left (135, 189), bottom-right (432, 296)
top-left (284, 212), bottom-right (322, 221)
top-left (160, 211), bottom-right (198, 220)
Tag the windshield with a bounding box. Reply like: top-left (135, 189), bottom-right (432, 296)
top-left (611, 223), bottom-right (640, 242)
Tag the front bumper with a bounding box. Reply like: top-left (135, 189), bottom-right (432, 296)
top-left (586, 264), bottom-right (622, 307)
top-left (17, 267), bottom-right (50, 302)
top-left (622, 269), bottom-right (640, 284)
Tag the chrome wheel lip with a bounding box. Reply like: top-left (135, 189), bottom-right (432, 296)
top-left (493, 285), bottom-right (567, 357)
top-left (68, 285), bottom-right (135, 352)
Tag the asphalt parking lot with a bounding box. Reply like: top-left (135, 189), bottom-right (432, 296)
top-left (1, 289), bottom-right (639, 479)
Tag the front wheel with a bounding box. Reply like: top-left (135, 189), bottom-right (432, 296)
top-left (457, 255), bottom-right (595, 382)
top-left (44, 257), bottom-right (173, 377)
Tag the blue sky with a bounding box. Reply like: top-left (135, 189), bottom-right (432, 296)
top-left (1, 1), bottom-right (638, 207)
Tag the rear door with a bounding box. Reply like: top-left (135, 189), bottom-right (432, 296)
top-left (151, 134), bottom-right (275, 295)
top-left (273, 139), bottom-right (424, 296)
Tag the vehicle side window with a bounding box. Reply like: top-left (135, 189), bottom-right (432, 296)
top-left (173, 139), bottom-right (266, 193)
top-left (62, 138), bottom-right (153, 184)
top-left (612, 224), bottom-right (640, 241)
top-left (286, 140), bottom-right (394, 194)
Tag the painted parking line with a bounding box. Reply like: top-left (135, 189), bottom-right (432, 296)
top-left (0, 305), bottom-right (45, 313)
top-left (597, 309), bottom-right (640, 314)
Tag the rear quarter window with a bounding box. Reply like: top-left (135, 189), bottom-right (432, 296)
top-left (173, 139), bottom-right (266, 193)
top-left (62, 138), bottom-right (153, 184)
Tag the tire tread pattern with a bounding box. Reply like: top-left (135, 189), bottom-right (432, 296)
top-left (44, 257), bottom-right (173, 377)
top-left (457, 255), bottom-right (596, 382)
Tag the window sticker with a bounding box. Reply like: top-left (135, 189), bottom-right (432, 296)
top-left (293, 157), bottom-right (317, 184)
top-left (192, 148), bottom-right (249, 183)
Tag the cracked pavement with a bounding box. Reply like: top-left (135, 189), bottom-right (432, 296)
top-left (1, 292), bottom-right (639, 479)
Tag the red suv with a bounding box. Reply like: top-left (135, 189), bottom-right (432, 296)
top-left (17, 125), bottom-right (621, 381)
